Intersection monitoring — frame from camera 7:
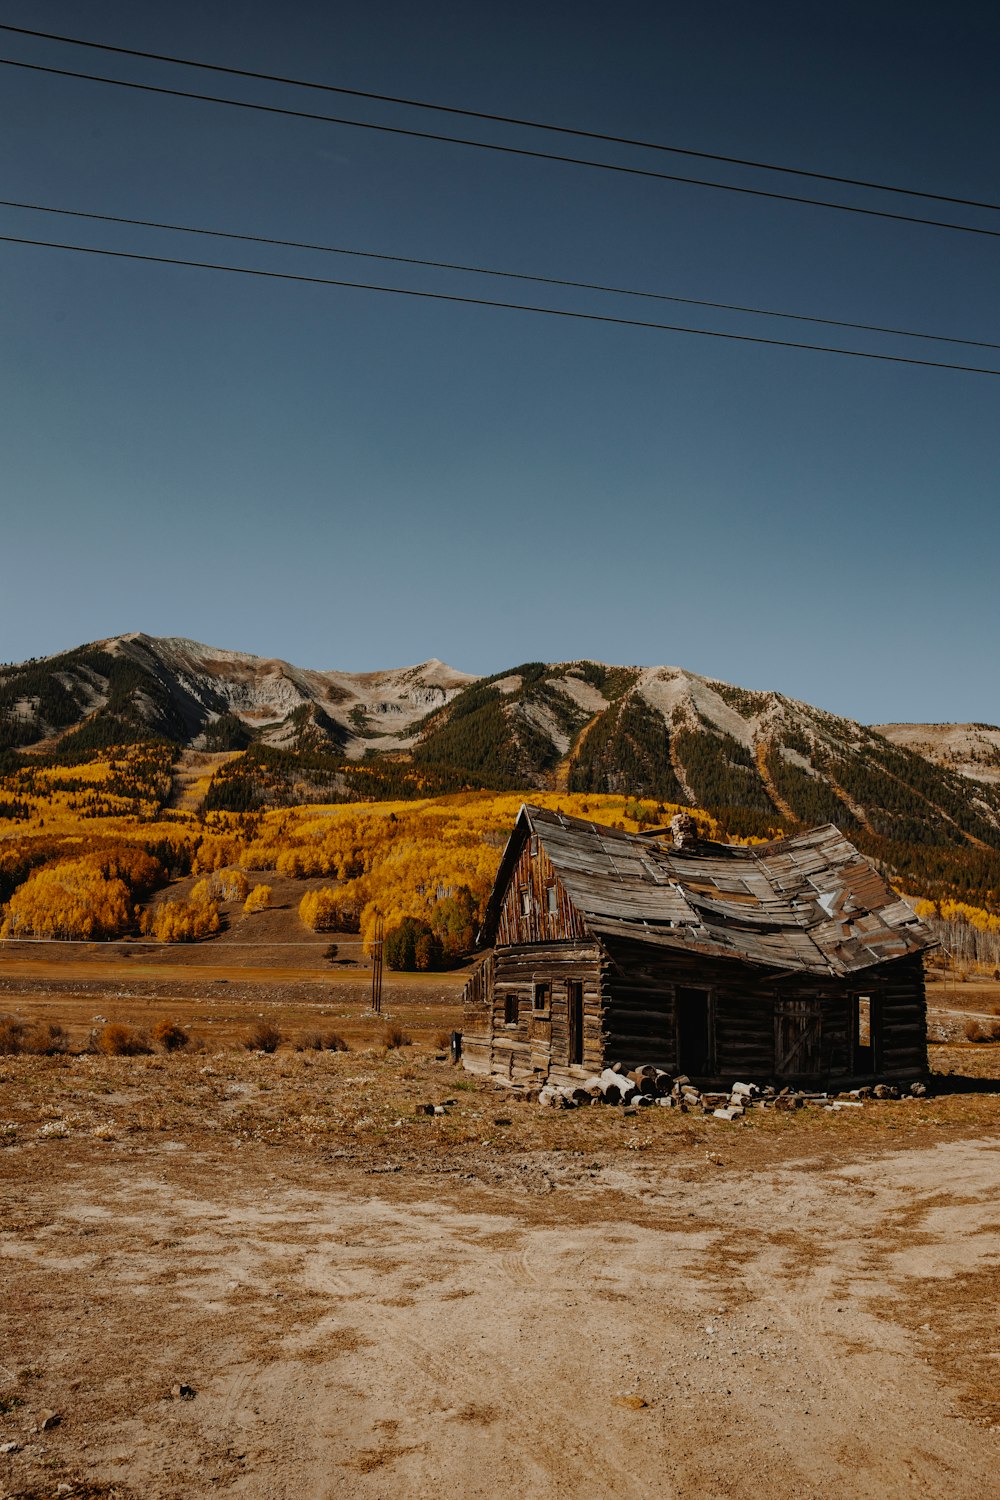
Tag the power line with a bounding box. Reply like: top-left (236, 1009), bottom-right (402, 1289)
top-left (1, 936), bottom-right (368, 948)
top-left (4, 197), bottom-right (995, 352)
top-left (2, 230), bottom-right (997, 376)
top-left (4, 56), bottom-right (1000, 243)
top-left (2, 21), bottom-right (998, 217)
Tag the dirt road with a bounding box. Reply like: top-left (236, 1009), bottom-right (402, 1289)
top-left (2, 1128), bottom-right (999, 1498)
top-left (2, 965), bottom-right (999, 1499)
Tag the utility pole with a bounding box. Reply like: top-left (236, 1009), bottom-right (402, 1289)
top-left (370, 912), bottom-right (384, 1014)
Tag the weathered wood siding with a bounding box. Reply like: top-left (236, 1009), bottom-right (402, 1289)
top-left (462, 940), bottom-right (604, 1081)
top-left (460, 952), bottom-right (494, 1074)
top-left (494, 837), bottom-right (590, 946)
top-left (464, 940), bottom-right (926, 1085)
top-left (864, 954), bottom-right (927, 1078)
top-left (595, 942), bottom-right (927, 1084)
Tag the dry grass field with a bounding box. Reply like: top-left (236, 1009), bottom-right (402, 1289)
top-left (2, 954), bottom-right (999, 1499)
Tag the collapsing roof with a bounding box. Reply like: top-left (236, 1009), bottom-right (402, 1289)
top-left (479, 805), bottom-right (934, 978)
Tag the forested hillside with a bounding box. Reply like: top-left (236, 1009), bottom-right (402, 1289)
top-left (2, 634), bottom-right (999, 919)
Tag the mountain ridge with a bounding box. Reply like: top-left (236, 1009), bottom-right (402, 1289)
top-left (2, 636), bottom-right (999, 868)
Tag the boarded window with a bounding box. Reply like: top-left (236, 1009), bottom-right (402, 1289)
top-left (519, 887), bottom-right (532, 917)
top-left (533, 982), bottom-right (550, 1012)
top-left (504, 994), bottom-right (519, 1027)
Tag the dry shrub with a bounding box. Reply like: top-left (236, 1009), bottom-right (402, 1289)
top-left (299, 1030), bottom-right (350, 1052)
top-left (0, 1018), bottom-right (70, 1056)
top-left (433, 1030), bottom-right (454, 1052)
top-left (0, 1017), bottom-right (27, 1055)
top-left (153, 1019), bottom-right (190, 1052)
top-left (243, 1021), bottom-right (283, 1054)
top-left (25, 1022), bottom-right (69, 1056)
top-left (964, 1018), bottom-right (1000, 1043)
top-left (98, 1022), bottom-right (151, 1057)
top-left (383, 1024), bottom-right (412, 1050)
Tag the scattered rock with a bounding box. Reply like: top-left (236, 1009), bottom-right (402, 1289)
top-left (0, 1440), bottom-right (19, 1454)
top-left (612, 1394), bottom-right (649, 1410)
top-left (170, 1383), bottom-right (196, 1401)
top-left (39, 1409), bottom-right (60, 1431)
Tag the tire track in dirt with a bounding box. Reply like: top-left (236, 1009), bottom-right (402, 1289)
top-left (296, 1220), bottom-right (668, 1499)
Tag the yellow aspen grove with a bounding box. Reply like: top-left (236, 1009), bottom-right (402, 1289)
top-left (244, 884), bottom-right (272, 913)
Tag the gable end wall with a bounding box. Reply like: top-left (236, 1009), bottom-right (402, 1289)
top-left (494, 836), bottom-right (591, 946)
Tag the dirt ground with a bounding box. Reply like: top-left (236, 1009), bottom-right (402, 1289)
top-left (2, 964), bottom-right (1000, 1499)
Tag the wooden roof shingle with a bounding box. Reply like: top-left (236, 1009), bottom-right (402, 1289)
top-left (480, 805), bottom-right (934, 977)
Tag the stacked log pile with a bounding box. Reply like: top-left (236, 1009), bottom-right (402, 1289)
top-left (536, 1065), bottom-right (928, 1117)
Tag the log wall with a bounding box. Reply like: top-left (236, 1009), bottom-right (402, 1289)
top-left (600, 942), bottom-right (927, 1083)
top-left (463, 938), bottom-right (927, 1086)
top-left (462, 940), bottom-right (603, 1082)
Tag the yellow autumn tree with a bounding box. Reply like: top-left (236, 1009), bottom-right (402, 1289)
top-left (142, 876), bottom-right (222, 943)
top-left (217, 868), bottom-right (250, 902)
top-left (1, 860), bottom-right (134, 940)
top-left (244, 883), bottom-right (272, 913)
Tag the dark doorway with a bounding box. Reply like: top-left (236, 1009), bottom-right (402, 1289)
top-left (567, 980), bottom-right (584, 1065)
top-left (676, 987), bottom-right (712, 1075)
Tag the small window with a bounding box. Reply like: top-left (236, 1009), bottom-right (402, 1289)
top-left (520, 887), bottom-right (532, 917)
top-left (546, 884), bottom-right (558, 914)
top-left (504, 994), bottom-right (519, 1027)
top-left (857, 995), bottom-right (871, 1048)
top-left (533, 982), bottom-right (550, 1012)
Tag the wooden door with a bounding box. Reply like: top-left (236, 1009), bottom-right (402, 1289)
top-left (567, 981), bottom-right (584, 1066)
top-left (774, 998), bottom-right (823, 1080)
top-left (529, 981), bottom-right (552, 1074)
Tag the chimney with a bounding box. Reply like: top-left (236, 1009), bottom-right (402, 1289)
top-left (670, 811), bottom-right (696, 850)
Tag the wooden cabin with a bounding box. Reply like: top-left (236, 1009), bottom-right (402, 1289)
top-left (462, 805), bottom-right (933, 1089)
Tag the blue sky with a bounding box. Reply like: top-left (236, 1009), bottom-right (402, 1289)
top-left (1, 0), bottom-right (997, 724)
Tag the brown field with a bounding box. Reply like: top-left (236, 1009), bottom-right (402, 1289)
top-left (2, 953), bottom-right (1000, 1498)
